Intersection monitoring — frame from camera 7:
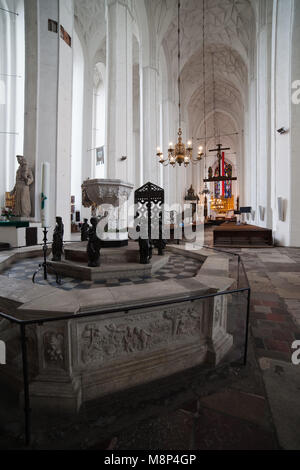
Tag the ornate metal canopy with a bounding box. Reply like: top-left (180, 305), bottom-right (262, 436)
top-left (134, 182), bottom-right (165, 240)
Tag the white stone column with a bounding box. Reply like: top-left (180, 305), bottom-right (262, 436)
top-left (23, 0), bottom-right (38, 207)
top-left (256, 1), bottom-right (272, 229)
top-left (161, 98), bottom-right (175, 205)
top-left (270, 0), bottom-right (293, 246)
top-left (141, 65), bottom-right (160, 185)
top-left (56, 0), bottom-right (74, 239)
top-left (105, 0), bottom-right (133, 184)
top-left (32, 0), bottom-right (74, 239)
top-left (290, 0), bottom-right (300, 246)
top-left (133, 63), bottom-right (140, 188)
top-left (0, 0), bottom-right (25, 209)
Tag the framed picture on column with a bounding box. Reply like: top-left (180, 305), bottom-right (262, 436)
top-left (96, 146), bottom-right (104, 166)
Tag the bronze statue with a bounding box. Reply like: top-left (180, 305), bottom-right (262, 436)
top-left (81, 218), bottom-right (89, 241)
top-left (137, 225), bottom-right (152, 264)
top-left (10, 155), bottom-right (34, 217)
top-left (87, 217), bottom-right (102, 267)
top-left (153, 212), bottom-right (167, 256)
top-left (52, 217), bottom-right (64, 262)
top-left (208, 167), bottom-right (213, 179)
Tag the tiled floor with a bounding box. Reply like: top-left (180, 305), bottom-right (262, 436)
top-left (110, 234), bottom-right (300, 450)
top-left (2, 254), bottom-right (202, 290)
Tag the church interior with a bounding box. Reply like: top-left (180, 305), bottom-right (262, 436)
top-left (0, 0), bottom-right (300, 452)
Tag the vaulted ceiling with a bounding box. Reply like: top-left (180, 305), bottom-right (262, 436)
top-left (155, 0), bottom-right (256, 157)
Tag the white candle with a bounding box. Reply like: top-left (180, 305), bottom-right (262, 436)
top-left (41, 162), bottom-right (50, 228)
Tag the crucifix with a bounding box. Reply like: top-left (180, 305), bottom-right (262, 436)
top-left (209, 143), bottom-right (231, 197)
top-left (209, 143), bottom-right (230, 176)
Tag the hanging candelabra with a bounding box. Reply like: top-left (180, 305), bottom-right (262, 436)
top-left (156, 0), bottom-right (203, 167)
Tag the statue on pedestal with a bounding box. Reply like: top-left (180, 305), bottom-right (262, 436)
top-left (10, 156), bottom-right (34, 218)
top-left (52, 217), bottom-right (64, 262)
top-left (87, 217), bottom-right (102, 267)
top-left (81, 219), bottom-right (89, 241)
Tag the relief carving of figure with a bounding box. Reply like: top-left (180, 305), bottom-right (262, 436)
top-left (81, 324), bottom-right (103, 363)
top-left (44, 332), bottom-right (64, 364)
top-left (10, 155), bottom-right (34, 217)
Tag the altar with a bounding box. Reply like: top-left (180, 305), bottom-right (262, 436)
top-left (0, 220), bottom-right (43, 248)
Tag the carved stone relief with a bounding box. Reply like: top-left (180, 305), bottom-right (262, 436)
top-left (79, 302), bottom-right (207, 365)
top-left (43, 331), bottom-right (65, 367)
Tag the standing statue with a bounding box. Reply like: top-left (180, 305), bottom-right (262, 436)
top-left (153, 212), bottom-right (167, 256)
top-left (81, 219), bottom-right (89, 241)
top-left (52, 217), bottom-right (64, 262)
top-left (10, 155), bottom-right (34, 217)
top-left (137, 225), bottom-right (152, 264)
top-left (208, 167), bottom-right (213, 180)
top-left (87, 217), bottom-right (102, 267)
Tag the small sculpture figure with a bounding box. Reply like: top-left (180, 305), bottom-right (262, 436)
top-left (97, 211), bottom-right (109, 235)
top-left (10, 155), bottom-right (34, 217)
top-left (81, 218), bottom-right (89, 241)
top-left (153, 212), bottom-right (167, 255)
top-left (137, 225), bottom-right (152, 264)
top-left (52, 216), bottom-right (64, 262)
top-left (208, 166), bottom-right (213, 179)
top-left (87, 217), bottom-right (102, 267)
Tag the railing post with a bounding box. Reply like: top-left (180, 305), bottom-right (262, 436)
top-left (20, 323), bottom-right (31, 446)
top-left (243, 288), bottom-right (251, 365)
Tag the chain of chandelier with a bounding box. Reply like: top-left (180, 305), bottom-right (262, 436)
top-left (156, 0), bottom-right (206, 167)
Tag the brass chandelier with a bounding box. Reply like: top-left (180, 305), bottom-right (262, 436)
top-left (156, 0), bottom-right (203, 167)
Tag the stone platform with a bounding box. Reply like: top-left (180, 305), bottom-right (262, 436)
top-left (0, 244), bottom-right (235, 415)
top-left (213, 223), bottom-right (273, 247)
top-left (64, 242), bottom-right (139, 263)
top-left (50, 242), bottom-right (170, 280)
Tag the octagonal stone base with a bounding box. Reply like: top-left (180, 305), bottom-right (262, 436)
top-left (0, 244), bottom-right (236, 416)
top-left (49, 242), bottom-right (170, 281)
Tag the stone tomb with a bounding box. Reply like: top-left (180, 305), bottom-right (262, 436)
top-left (0, 245), bottom-right (234, 415)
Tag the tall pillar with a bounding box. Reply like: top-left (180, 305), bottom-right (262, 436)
top-left (256, 1), bottom-right (273, 229)
top-left (141, 65), bottom-right (159, 184)
top-left (133, 63), bottom-right (140, 188)
top-left (161, 98), bottom-right (176, 205)
top-left (0, 0), bottom-right (25, 209)
top-left (270, 0), bottom-right (293, 246)
top-left (105, 0), bottom-right (133, 183)
top-left (290, 0), bottom-right (300, 246)
top-left (56, 0), bottom-right (74, 239)
top-left (28, 0), bottom-right (74, 239)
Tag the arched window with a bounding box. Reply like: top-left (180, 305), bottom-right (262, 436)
top-left (92, 63), bottom-right (106, 179)
top-left (224, 163), bottom-right (232, 199)
top-left (214, 161), bottom-right (232, 198)
top-left (214, 167), bottom-right (221, 198)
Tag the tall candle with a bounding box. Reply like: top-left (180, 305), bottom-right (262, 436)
top-left (41, 162), bottom-right (50, 228)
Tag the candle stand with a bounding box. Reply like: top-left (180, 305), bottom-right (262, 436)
top-left (32, 228), bottom-right (61, 284)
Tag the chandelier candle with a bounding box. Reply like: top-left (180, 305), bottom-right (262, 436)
top-left (41, 162), bottom-right (50, 228)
